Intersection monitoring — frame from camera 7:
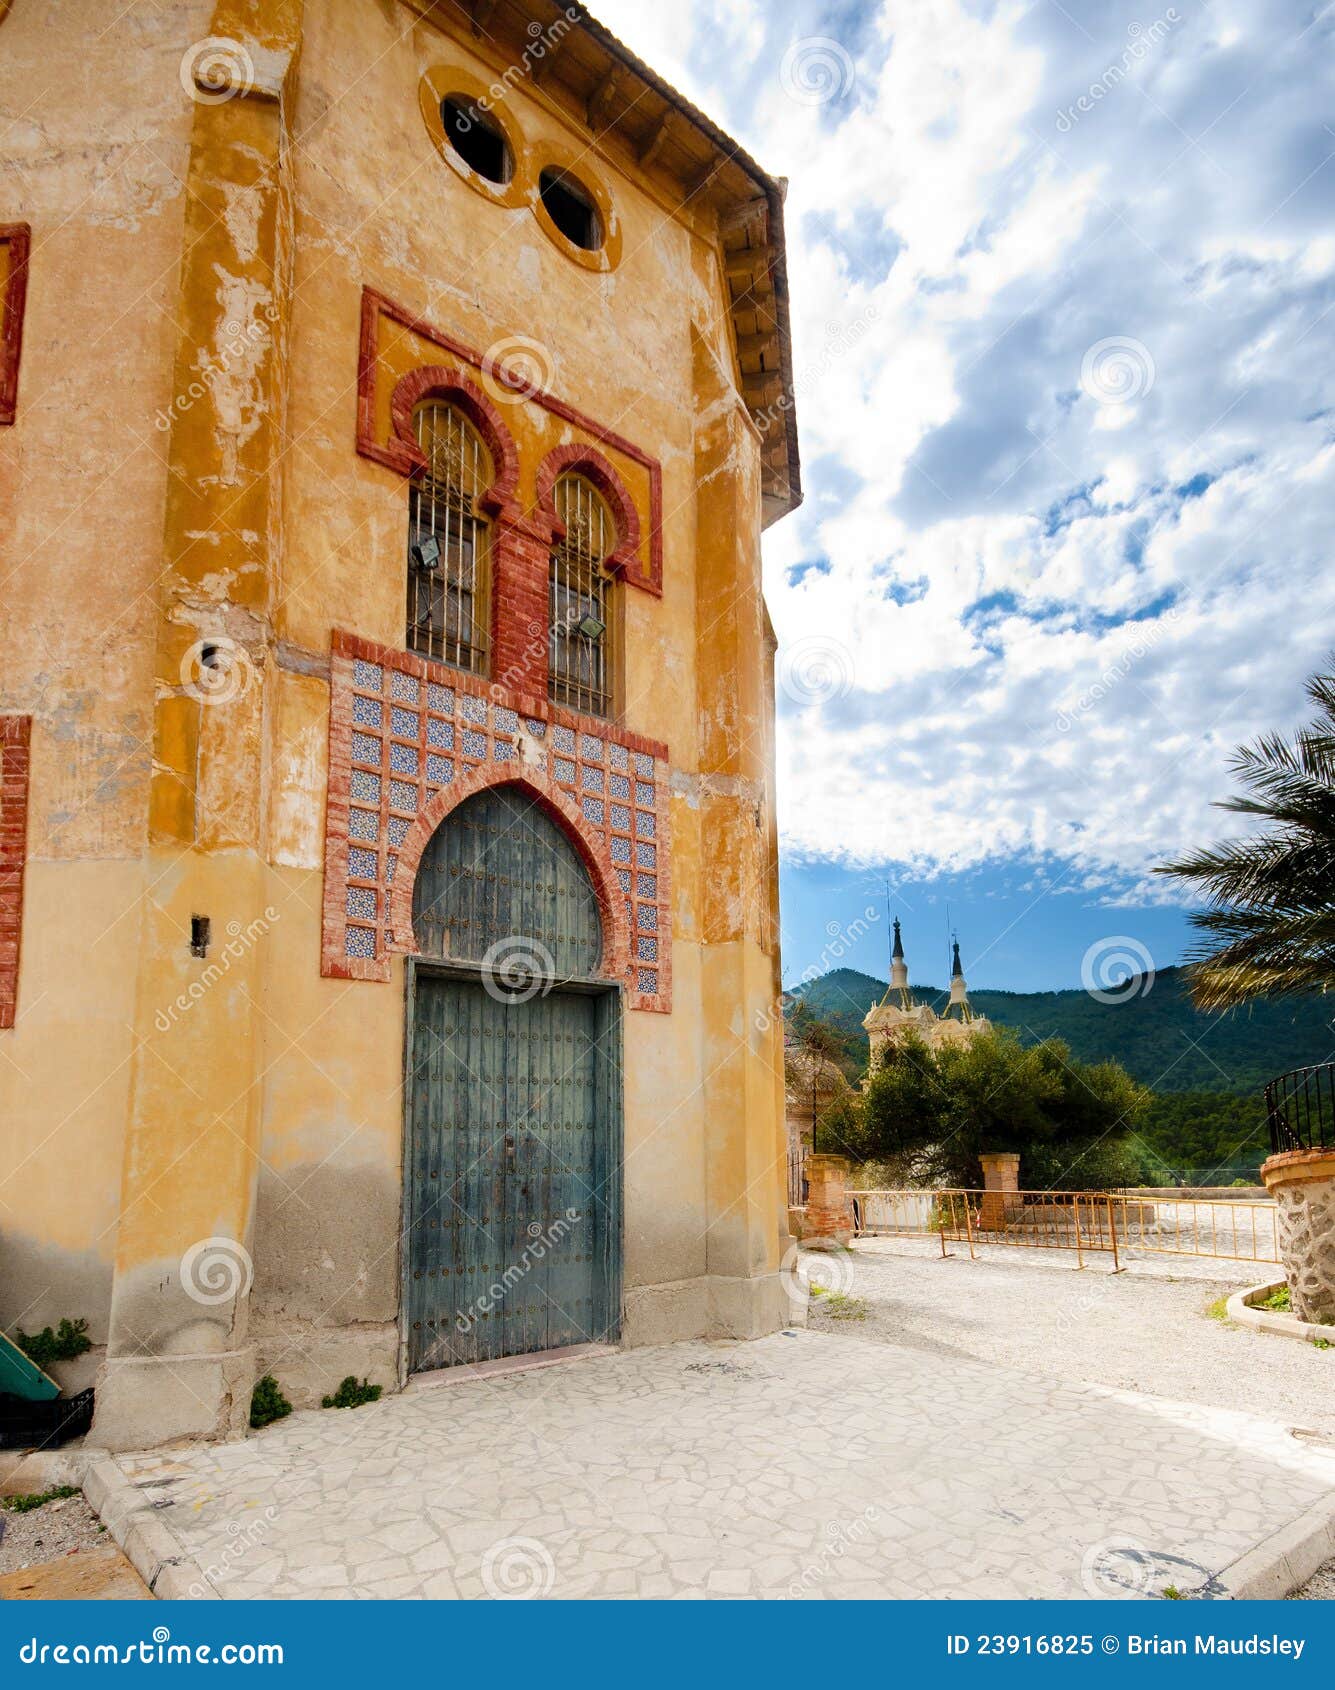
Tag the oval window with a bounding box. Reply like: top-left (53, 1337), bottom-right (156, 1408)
top-left (440, 95), bottom-right (513, 186)
top-left (538, 166), bottom-right (603, 252)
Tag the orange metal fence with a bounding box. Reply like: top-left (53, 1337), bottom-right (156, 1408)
top-left (853, 1188), bottom-right (1281, 1269)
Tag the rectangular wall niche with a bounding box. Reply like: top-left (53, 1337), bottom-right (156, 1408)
top-left (321, 633), bottom-right (672, 1014)
top-left (0, 223), bottom-right (31, 426)
top-left (0, 716), bottom-right (32, 1029)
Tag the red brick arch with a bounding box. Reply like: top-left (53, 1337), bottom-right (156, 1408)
top-left (387, 761), bottom-right (631, 986)
top-left (536, 442), bottom-right (644, 584)
top-left (389, 364), bottom-right (521, 506)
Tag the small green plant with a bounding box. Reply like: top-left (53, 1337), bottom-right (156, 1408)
top-left (321, 1375), bottom-right (382, 1410)
top-left (1205, 1296), bottom-right (1230, 1322)
top-left (1161, 1585), bottom-right (1184, 1600)
top-left (1257, 1285), bottom-right (1291, 1312)
top-left (13, 1318), bottom-right (92, 1369)
top-left (820, 1292), bottom-right (868, 1322)
top-left (1312, 1337), bottom-right (1331, 1351)
top-left (2, 1485), bottom-right (79, 1514)
top-left (249, 1374), bottom-right (292, 1430)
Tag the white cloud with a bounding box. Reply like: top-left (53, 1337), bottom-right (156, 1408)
top-left (598, 0), bottom-right (1335, 892)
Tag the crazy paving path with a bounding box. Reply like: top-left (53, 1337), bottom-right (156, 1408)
top-left (111, 1329), bottom-right (1335, 1600)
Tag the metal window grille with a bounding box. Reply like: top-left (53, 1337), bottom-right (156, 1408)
top-left (549, 475), bottom-right (613, 717)
top-left (407, 402), bottom-right (489, 673)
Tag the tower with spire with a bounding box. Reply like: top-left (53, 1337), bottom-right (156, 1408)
top-left (862, 920), bottom-right (990, 1070)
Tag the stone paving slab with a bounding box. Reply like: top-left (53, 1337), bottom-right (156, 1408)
top-left (108, 1330), bottom-right (1335, 1600)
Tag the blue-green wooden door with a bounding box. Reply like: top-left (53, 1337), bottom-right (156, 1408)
top-left (404, 785), bottom-right (621, 1372)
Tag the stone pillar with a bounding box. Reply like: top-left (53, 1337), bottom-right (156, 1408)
top-left (979, 1151), bottom-right (1021, 1231)
top-left (1262, 1149), bottom-right (1335, 1327)
top-left (803, 1155), bottom-right (853, 1250)
top-left (93, 0), bottom-right (304, 1451)
top-left (692, 324), bottom-right (789, 1339)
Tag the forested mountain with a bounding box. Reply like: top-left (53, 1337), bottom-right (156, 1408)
top-left (793, 966), bottom-right (1335, 1178)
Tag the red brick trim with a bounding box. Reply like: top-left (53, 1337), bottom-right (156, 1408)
top-left (536, 442), bottom-right (646, 588)
top-left (0, 716), bottom-right (32, 1029)
top-left (387, 764), bottom-right (631, 985)
top-left (357, 285), bottom-right (663, 596)
top-left (0, 223), bottom-right (31, 427)
top-left (387, 363), bottom-right (522, 503)
top-left (321, 630), bottom-right (670, 1012)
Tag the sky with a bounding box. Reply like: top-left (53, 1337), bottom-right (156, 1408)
top-left (591, 0), bottom-right (1335, 994)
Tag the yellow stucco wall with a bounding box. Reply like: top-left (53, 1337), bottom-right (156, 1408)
top-left (0, 0), bottom-right (791, 1442)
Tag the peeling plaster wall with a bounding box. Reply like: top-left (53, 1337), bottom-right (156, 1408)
top-left (0, 2), bottom-right (210, 1340)
top-left (0, 0), bottom-right (789, 1417)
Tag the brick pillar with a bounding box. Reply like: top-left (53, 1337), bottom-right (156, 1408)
top-left (979, 1151), bottom-right (1021, 1231)
top-left (803, 1154), bottom-right (853, 1250)
top-left (488, 511), bottom-right (551, 697)
top-left (1262, 1150), bottom-right (1335, 1326)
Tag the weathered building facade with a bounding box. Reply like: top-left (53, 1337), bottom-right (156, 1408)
top-left (0, 0), bottom-right (800, 1447)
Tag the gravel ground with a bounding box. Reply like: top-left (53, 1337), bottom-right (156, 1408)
top-left (811, 1237), bottom-right (1335, 1440)
top-left (1289, 1559), bottom-right (1335, 1599)
top-left (0, 1492), bottom-right (104, 1575)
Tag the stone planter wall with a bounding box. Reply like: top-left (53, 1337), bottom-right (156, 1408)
top-left (1261, 1149), bottom-right (1335, 1326)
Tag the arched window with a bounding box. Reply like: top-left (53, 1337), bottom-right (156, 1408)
top-left (407, 401), bottom-right (490, 673)
top-left (549, 475), bottom-right (615, 717)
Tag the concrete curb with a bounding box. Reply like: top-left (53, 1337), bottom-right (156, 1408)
top-left (81, 1454), bottom-right (218, 1601)
top-left (1214, 1487), bottom-right (1335, 1600)
top-left (1226, 1281), bottom-right (1335, 1346)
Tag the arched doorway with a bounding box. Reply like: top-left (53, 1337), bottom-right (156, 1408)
top-left (403, 783), bottom-right (622, 1373)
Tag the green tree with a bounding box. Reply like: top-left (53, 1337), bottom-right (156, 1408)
top-left (854, 1028), bottom-right (1148, 1190)
top-left (1158, 663), bottom-right (1335, 1010)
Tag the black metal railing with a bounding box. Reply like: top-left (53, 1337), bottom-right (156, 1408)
top-left (1265, 1063), bottom-right (1335, 1155)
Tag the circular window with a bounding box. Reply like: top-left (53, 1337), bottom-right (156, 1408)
top-left (538, 167), bottom-right (603, 253)
top-left (440, 95), bottom-right (513, 186)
